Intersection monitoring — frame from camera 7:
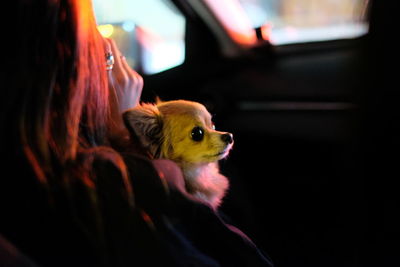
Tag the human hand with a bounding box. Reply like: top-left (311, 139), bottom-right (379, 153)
top-left (104, 38), bottom-right (143, 139)
top-left (105, 38), bottom-right (143, 113)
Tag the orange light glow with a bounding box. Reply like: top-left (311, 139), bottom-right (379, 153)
top-left (75, 0), bottom-right (96, 32)
top-left (141, 211), bottom-right (155, 230)
top-left (97, 24), bottom-right (114, 38)
top-left (203, 0), bottom-right (257, 45)
top-left (260, 23), bottom-right (272, 41)
top-left (23, 146), bottom-right (47, 184)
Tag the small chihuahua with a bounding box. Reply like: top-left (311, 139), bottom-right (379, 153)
top-left (123, 100), bottom-right (234, 209)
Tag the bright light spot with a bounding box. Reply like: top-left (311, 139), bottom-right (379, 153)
top-left (260, 23), bottom-right (272, 41)
top-left (93, 0), bottom-right (186, 74)
top-left (270, 23), bottom-right (369, 45)
top-left (122, 21), bottom-right (136, 32)
top-left (284, 26), bottom-right (299, 40)
top-left (97, 24), bottom-right (114, 38)
top-left (142, 41), bottom-right (185, 74)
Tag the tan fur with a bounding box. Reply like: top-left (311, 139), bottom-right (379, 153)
top-left (123, 100), bottom-right (234, 209)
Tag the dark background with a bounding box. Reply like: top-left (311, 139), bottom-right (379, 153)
top-left (141, 1), bottom-right (400, 266)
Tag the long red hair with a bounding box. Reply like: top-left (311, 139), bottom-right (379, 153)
top-left (2, 0), bottom-right (131, 199)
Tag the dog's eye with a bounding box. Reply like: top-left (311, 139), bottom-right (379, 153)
top-left (191, 126), bottom-right (204, 142)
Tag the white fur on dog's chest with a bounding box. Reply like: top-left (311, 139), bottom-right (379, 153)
top-left (183, 162), bottom-right (229, 209)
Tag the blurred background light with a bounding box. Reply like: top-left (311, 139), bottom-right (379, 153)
top-left (237, 0), bottom-right (370, 44)
top-left (93, 0), bottom-right (186, 74)
top-left (97, 24), bottom-right (114, 38)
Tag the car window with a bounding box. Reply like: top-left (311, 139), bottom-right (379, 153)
top-left (237, 0), bottom-right (370, 45)
top-left (93, 0), bottom-right (186, 74)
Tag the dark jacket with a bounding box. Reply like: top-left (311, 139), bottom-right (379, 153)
top-left (0, 150), bottom-right (273, 267)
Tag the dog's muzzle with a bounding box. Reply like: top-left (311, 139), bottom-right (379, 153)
top-left (221, 133), bottom-right (233, 144)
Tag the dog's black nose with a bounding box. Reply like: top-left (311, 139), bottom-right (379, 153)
top-left (221, 133), bottom-right (233, 144)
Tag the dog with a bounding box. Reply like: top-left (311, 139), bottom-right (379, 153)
top-left (123, 100), bottom-right (234, 209)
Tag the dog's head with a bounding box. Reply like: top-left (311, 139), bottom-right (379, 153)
top-left (123, 100), bottom-right (233, 166)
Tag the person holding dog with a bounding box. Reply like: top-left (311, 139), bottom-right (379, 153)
top-left (0, 0), bottom-right (273, 266)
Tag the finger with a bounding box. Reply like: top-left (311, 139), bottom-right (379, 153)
top-left (118, 52), bottom-right (144, 92)
top-left (102, 37), bottom-right (112, 54)
top-left (107, 38), bottom-right (127, 78)
top-left (134, 72), bottom-right (144, 93)
top-left (106, 38), bottom-right (126, 83)
top-left (119, 54), bottom-right (144, 93)
top-left (102, 38), bottom-right (113, 72)
top-left (133, 74), bottom-right (143, 105)
top-left (119, 53), bottom-right (134, 74)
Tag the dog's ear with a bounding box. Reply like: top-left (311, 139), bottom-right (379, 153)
top-left (123, 103), bottom-right (163, 157)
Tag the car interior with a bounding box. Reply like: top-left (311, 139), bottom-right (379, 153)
top-left (92, 0), bottom-right (399, 266)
